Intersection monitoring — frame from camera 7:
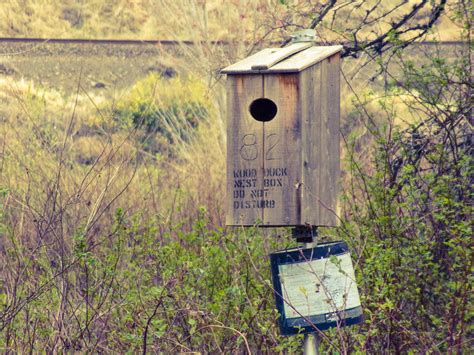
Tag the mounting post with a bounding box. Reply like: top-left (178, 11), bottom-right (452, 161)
top-left (303, 332), bottom-right (320, 355)
top-left (293, 226), bottom-right (320, 355)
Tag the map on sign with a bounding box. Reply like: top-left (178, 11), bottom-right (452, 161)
top-left (278, 253), bottom-right (361, 319)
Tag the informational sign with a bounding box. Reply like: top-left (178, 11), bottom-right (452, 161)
top-left (270, 241), bottom-right (363, 335)
top-left (279, 253), bottom-right (361, 318)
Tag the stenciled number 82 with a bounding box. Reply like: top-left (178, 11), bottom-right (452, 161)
top-left (239, 133), bottom-right (279, 161)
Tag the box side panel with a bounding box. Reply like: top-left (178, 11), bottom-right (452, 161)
top-left (300, 63), bottom-right (322, 225)
top-left (318, 54), bottom-right (340, 226)
top-left (226, 75), bottom-right (265, 226)
top-left (262, 74), bottom-right (302, 225)
top-left (300, 53), bottom-right (340, 226)
top-left (326, 53), bottom-right (341, 225)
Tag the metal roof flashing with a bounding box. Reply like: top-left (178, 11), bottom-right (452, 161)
top-left (221, 44), bottom-right (343, 75)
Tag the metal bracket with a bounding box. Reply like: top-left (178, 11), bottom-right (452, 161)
top-left (290, 29), bottom-right (317, 43)
top-left (292, 225), bottom-right (318, 245)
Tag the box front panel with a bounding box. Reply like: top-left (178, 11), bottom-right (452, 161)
top-left (226, 74), bottom-right (302, 226)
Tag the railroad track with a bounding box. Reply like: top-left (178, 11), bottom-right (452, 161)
top-left (0, 37), bottom-right (225, 46)
top-left (0, 37), bottom-right (178, 92)
top-left (0, 37), bottom-right (466, 46)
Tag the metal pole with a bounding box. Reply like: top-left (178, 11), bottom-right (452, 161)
top-left (303, 333), bottom-right (320, 355)
top-left (293, 226), bottom-right (320, 355)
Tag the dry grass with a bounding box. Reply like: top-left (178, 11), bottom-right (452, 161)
top-left (0, 68), bottom-right (226, 237)
top-left (0, 54), bottom-right (246, 352)
top-left (0, 0), bottom-right (463, 41)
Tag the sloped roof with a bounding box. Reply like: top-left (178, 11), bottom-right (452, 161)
top-left (221, 43), bottom-right (343, 74)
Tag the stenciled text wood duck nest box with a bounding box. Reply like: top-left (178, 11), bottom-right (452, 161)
top-left (222, 43), bottom-right (342, 227)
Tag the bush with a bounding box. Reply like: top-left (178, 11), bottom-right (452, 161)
top-left (111, 74), bottom-right (210, 155)
top-left (0, 202), bottom-right (305, 352)
top-left (338, 41), bottom-right (472, 353)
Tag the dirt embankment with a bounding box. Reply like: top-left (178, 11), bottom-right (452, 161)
top-left (0, 40), bottom-right (177, 94)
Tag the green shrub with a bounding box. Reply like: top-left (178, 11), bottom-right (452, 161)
top-left (0, 204), bottom-right (304, 353)
top-left (338, 42), bottom-right (472, 353)
top-left (111, 74), bottom-right (210, 154)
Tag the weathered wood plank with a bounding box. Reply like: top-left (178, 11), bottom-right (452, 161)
top-left (250, 42), bottom-right (312, 70)
top-left (226, 75), bottom-right (265, 226)
top-left (268, 45), bottom-right (343, 73)
top-left (300, 62), bottom-right (321, 225)
top-left (262, 74), bottom-right (301, 225)
top-left (318, 58), bottom-right (330, 225)
top-left (222, 45), bottom-right (342, 74)
top-left (317, 54), bottom-right (339, 226)
top-left (325, 53), bottom-right (340, 226)
top-left (221, 48), bottom-right (277, 74)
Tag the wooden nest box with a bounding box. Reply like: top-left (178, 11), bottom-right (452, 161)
top-left (221, 43), bottom-right (342, 227)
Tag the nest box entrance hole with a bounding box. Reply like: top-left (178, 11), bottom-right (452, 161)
top-left (249, 98), bottom-right (277, 122)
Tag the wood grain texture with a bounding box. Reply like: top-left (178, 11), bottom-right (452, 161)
top-left (319, 57), bottom-right (331, 225)
top-left (298, 54), bottom-right (340, 226)
top-left (250, 43), bottom-right (311, 70)
top-left (325, 53), bottom-right (340, 226)
top-left (268, 45), bottom-right (342, 73)
top-left (221, 49), bottom-right (277, 74)
top-left (226, 75), bottom-right (264, 226)
top-left (312, 53), bottom-right (340, 226)
top-left (225, 48), bottom-right (341, 227)
top-left (262, 74), bottom-right (301, 225)
top-left (300, 62), bottom-right (321, 225)
top-left (221, 44), bottom-right (340, 74)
